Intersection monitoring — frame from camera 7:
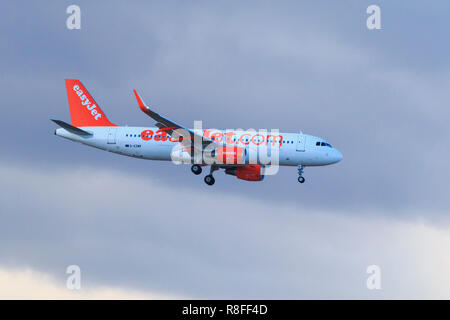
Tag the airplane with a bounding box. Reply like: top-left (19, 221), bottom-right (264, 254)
top-left (52, 79), bottom-right (342, 185)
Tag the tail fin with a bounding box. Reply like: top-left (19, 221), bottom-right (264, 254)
top-left (65, 79), bottom-right (116, 127)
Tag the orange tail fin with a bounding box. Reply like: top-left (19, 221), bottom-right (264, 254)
top-left (65, 79), bottom-right (116, 127)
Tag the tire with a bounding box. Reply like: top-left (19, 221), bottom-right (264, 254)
top-left (204, 175), bottom-right (215, 186)
top-left (298, 177), bottom-right (305, 184)
top-left (191, 165), bottom-right (202, 175)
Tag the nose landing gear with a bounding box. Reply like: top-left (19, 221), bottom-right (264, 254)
top-left (204, 165), bottom-right (218, 186)
top-left (297, 165), bottom-right (306, 183)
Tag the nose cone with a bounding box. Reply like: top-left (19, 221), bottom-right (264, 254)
top-left (332, 149), bottom-right (343, 164)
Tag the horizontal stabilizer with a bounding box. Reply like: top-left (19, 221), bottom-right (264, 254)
top-left (51, 119), bottom-right (92, 136)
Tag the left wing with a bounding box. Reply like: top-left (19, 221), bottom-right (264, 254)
top-left (133, 89), bottom-right (220, 151)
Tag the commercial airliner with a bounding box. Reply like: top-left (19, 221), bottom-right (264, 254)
top-left (52, 79), bottom-right (342, 185)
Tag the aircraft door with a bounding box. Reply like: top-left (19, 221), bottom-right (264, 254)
top-left (107, 127), bottom-right (117, 144)
top-left (296, 134), bottom-right (305, 152)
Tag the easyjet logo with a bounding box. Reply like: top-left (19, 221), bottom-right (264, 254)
top-left (140, 127), bottom-right (182, 142)
top-left (73, 85), bottom-right (102, 120)
top-left (140, 129), bottom-right (283, 146)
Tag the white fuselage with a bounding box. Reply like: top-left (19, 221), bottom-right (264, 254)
top-left (55, 126), bottom-right (343, 167)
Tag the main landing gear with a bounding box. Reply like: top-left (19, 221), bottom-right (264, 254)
top-left (191, 164), bottom-right (202, 175)
top-left (297, 165), bottom-right (306, 184)
top-left (204, 165), bottom-right (218, 186)
top-left (191, 164), bottom-right (218, 185)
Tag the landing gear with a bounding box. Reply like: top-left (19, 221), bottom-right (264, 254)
top-left (204, 175), bottom-right (215, 185)
top-left (297, 165), bottom-right (306, 184)
top-left (191, 164), bottom-right (202, 175)
top-left (204, 165), bottom-right (219, 186)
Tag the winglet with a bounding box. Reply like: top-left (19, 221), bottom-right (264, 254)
top-left (133, 89), bottom-right (150, 114)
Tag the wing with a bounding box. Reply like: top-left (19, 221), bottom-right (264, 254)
top-left (133, 89), bottom-right (221, 152)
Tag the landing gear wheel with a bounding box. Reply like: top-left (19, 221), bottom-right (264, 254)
top-left (297, 165), bottom-right (305, 184)
top-left (191, 164), bottom-right (202, 175)
top-left (204, 175), bottom-right (215, 186)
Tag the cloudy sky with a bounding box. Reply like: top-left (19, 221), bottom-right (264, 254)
top-left (0, 1), bottom-right (449, 299)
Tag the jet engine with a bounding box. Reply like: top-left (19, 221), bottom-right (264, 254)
top-left (225, 165), bottom-right (265, 181)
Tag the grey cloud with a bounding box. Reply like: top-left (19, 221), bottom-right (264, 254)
top-left (1, 1), bottom-right (450, 298)
top-left (1, 1), bottom-right (448, 217)
top-left (1, 2), bottom-right (449, 221)
top-left (1, 162), bottom-right (450, 298)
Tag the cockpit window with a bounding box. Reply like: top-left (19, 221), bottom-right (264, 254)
top-left (317, 141), bottom-right (332, 148)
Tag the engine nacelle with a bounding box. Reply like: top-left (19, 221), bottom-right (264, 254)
top-left (225, 165), bottom-right (265, 181)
